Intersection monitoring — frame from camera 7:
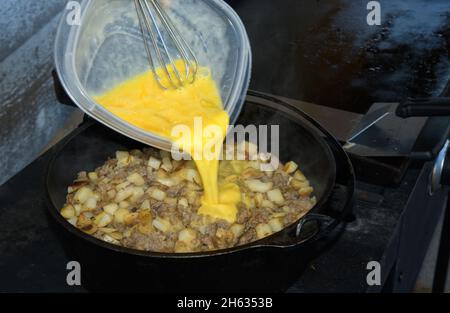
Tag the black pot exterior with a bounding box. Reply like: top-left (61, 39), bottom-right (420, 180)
top-left (53, 221), bottom-right (315, 292)
top-left (45, 92), bottom-right (354, 292)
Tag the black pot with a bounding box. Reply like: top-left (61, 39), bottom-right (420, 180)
top-left (45, 92), bottom-right (355, 292)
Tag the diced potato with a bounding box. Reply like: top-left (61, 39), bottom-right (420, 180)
top-left (98, 227), bottom-right (116, 234)
top-left (290, 179), bottom-right (309, 189)
top-left (310, 196), bottom-right (317, 205)
top-left (88, 172), bottom-right (98, 181)
top-left (115, 181), bottom-right (131, 190)
top-left (261, 200), bottom-right (274, 208)
top-left (299, 186), bottom-right (314, 197)
top-left (267, 188), bottom-right (285, 205)
top-left (241, 168), bottom-right (264, 179)
top-left (294, 170), bottom-right (307, 181)
top-left (119, 201), bottom-right (130, 209)
top-left (161, 157), bottom-right (173, 172)
top-left (283, 161), bottom-right (298, 174)
top-left (73, 204), bottom-right (82, 216)
top-left (85, 197), bottom-right (97, 210)
top-left (265, 171), bottom-right (274, 177)
top-left (268, 218), bottom-right (283, 232)
top-left (116, 151), bottom-right (131, 167)
top-left (156, 177), bottom-right (176, 187)
top-left (103, 203), bottom-right (119, 215)
top-left (256, 223), bottom-right (272, 239)
top-left (153, 217), bottom-right (172, 232)
top-left (140, 200), bottom-right (150, 210)
top-left (109, 232), bottom-right (123, 240)
top-left (103, 234), bottom-right (120, 245)
top-left (115, 186), bottom-right (134, 202)
top-left (73, 186), bottom-right (93, 204)
top-left (178, 197), bottom-right (188, 208)
top-left (60, 205), bottom-right (75, 219)
top-left (127, 172), bottom-right (145, 186)
top-left (244, 180), bottom-right (273, 193)
top-left (147, 187), bottom-right (166, 201)
top-left (129, 186), bottom-right (145, 203)
top-left (77, 171), bottom-right (88, 180)
top-left (83, 212), bottom-right (94, 219)
top-left (185, 168), bottom-right (200, 184)
top-left (148, 156), bottom-right (161, 170)
top-left (114, 208), bottom-right (129, 224)
top-left (94, 212), bottom-right (113, 227)
top-left (178, 228), bottom-right (197, 243)
top-left (67, 217), bottom-right (78, 226)
top-left (255, 193), bottom-right (264, 207)
top-left (230, 224), bottom-right (245, 238)
top-left (116, 151), bottom-right (129, 160)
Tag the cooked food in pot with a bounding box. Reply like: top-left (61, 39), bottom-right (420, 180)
top-left (60, 143), bottom-right (316, 252)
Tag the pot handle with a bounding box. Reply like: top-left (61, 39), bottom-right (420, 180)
top-left (263, 213), bottom-right (339, 248)
top-left (396, 97), bottom-right (450, 118)
top-left (295, 213), bottom-right (338, 239)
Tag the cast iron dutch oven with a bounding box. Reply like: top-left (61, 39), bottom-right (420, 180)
top-left (45, 91), bottom-right (355, 292)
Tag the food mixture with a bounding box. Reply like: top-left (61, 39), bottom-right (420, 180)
top-left (60, 144), bottom-right (315, 252)
top-left (95, 61), bottom-right (236, 222)
top-left (60, 61), bottom-right (316, 252)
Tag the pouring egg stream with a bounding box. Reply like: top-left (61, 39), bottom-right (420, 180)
top-left (95, 61), bottom-right (240, 223)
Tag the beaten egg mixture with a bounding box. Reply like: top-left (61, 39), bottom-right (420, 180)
top-left (95, 63), bottom-right (240, 222)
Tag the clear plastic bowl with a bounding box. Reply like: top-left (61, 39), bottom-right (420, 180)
top-left (55, 0), bottom-right (251, 150)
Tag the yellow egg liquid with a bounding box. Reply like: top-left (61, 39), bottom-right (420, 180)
top-left (95, 62), bottom-right (240, 222)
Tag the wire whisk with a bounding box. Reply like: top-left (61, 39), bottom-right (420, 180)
top-left (134, 0), bottom-right (198, 89)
